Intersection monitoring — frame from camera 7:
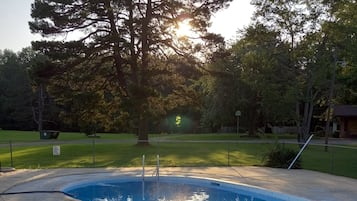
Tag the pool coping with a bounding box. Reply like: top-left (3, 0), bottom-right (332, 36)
top-left (1, 167), bottom-right (357, 201)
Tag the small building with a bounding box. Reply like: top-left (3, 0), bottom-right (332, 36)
top-left (333, 105), bottom-right (357, 138)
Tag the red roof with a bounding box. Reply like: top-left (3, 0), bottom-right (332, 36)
top-left (334, 105), bottom-right (357, 117)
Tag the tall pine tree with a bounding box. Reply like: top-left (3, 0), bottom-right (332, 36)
top-left (29, 0), bottom-right (231, 143)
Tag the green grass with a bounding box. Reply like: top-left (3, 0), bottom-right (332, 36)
top-left (155, 133), bottom-right (242, 141)
top-left (0, 130), bottom-right (41, 142)
top-left (1, 130), bottom-right (356, 179)
top-left (303, 145), bottom-right (357, 178)
top-left (0, 130), bottom-right (137, 142)
top-left (0, 130), bottom-right (296, 142)
top-left (0, 142), bottom-right (271, 168)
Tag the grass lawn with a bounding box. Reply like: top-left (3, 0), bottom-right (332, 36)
top-left (302, 145), bottom-right (357, 178)
top-left (1, 130), bottom-right (356, 179)
top-left (0, 130), bottom-right (136, 142)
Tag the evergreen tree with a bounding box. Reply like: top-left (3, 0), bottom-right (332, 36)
top-left (29, 0), bottom-right (231, 143)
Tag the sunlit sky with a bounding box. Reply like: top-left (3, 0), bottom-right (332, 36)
top-left (0, 0), bottom-right (254, 52)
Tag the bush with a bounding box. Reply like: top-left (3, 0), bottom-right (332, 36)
top-left (263, 144), bottom-right (301, 169)
top-left (80, 123), bottom-right (98, 136)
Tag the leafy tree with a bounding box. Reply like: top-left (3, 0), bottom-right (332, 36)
top-left (252, 0), bottom-right (330, 142)
top-left (251, 0), bottom-right (326, 49)
top-left (231, 24), bottom-right (295, 135)
top-left (324, 0), bottom-right (357, 104)
top-left (201, 24), bottom-right (296, 135)
top-left (294, 30), bottom-right (335, 140)
top-left (0, 50), bottom-right (34, 130)
top-left (29, 0), bottom-right (231, 143)
top-left (28, 53), bottom-right (61, 131)
top-left (200, 49), bottom-right (241, 132)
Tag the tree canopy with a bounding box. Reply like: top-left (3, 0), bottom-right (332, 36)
top-left (0, 0), bottom-right (356, 142)
top-left (0, 50), bottom-right (34, 130)
top-left (29, 0), bottom-right (232, 143)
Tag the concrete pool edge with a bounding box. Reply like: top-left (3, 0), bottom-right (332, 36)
top-left (1, 167), bottom-right (357, 201)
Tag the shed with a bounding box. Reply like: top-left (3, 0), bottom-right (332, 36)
top-left (333, 105), bottom-right (357, 138)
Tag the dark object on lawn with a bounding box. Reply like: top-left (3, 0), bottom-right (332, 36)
top-left (263, 143), bottom-right (301, 169)
top-left (88, 134), bottom-right (100, 138)
top-left (40, 130), bottom-right (59, 139)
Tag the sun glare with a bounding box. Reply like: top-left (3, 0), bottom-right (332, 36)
top-left (176, 20), bottom-right (192, 37)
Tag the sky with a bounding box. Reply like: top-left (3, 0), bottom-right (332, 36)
top-left (0, 0), bottom-right (255, 52)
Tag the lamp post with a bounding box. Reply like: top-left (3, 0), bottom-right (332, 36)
top-left (235, 110), bottom-right (241, 135)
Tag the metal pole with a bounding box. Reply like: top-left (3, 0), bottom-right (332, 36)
top-left (142, 155), bottom-right (145, 179)
top-left (9, 140), bottom-right (13, 167)
top-left (288, 134), bottom-right (314, 169)
top-left (156, 155), bottom-right (160, 181)
top-left (237, 116), bottom-right (239, 135)
top-left (92, 139), bottom-right (96, 168)
top-left (227, 143), bottom-right (230, 166)
top-left (142, 154), bottom-right (145, 201)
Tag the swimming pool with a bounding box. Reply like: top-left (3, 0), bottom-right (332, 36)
top-left (63, 176), bottom-right (309, 201)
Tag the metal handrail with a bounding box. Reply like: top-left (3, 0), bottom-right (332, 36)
top-left (156, 155), bottom-right (160, 181)
top-left (288, 134), bottom-right (314, 170)
top-left (142, 155), bottom-right (145, 201)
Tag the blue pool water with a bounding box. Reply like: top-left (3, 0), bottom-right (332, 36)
top-left (63, 176), bottom-right (309, 201)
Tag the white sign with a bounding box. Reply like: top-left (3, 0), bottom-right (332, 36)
top-left (235, 110), bottom-right (241, 116)
top-left (53, 146), bottom-right (61, 156)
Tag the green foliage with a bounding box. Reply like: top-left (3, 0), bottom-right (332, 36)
top-left (201, 0), bottom-right (356, 140)
top-left (251, 0), bottom-right (333, 142)
top-left (263, 143), bottom-right (300, 169)
top-left (0, 50), bottom-right (34, 130)
top-left (29, 0), bottom-right (231, 140)
top-left (201, 23), bottom-right (296, 135)
top-left (200, 56), bottom-right (241, 131)
top-left (326, 1), bottom-right (357, 104)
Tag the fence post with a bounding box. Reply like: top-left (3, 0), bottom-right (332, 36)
top-left (9, 140), bottom-right (13, 167)
top-left (330, 148), bottom-right (334, 174)
top-left (227, 142), bottom-right (230, 166)
top-left (92, 138), bottom-right (96, 168)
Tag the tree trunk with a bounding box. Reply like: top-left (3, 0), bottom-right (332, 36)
top-left (306, 101), bottom-right (314, 138)
top-left (137, 113), bottom-right (149, 145)
top-left (298, 101), bottom-right (313, 145)
top-left (295, 102), bottom-right (302, 142)
top-left (248, 97), bottom-right (258, 136)
top-left (37, 84), bottom-right (44, 131)
top-left (302, 101), bottom-right (310, 140)
top-left (136, 0), bottom-right (152, 145)
top-left (104, 0), bottom-right (127, 95)
top-left (298, 72), bottom-right (316, 144)
top-left (324, 54), bottom-right (337, 151)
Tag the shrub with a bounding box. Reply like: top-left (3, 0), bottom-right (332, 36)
top-left (80, 122), bottom-right (98, 136)
top-left (263, 144), bottom-right (301, 169)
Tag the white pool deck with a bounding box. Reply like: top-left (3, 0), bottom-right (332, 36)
top-left (1, 167), bottom-right (357, 201)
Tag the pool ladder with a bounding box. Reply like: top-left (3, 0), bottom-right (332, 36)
top-left (142, 155), bottom-right (145, 201)
top-left (142, 154), bottom-right (160, 180)
top-left (141, 155), bottom-right (160, 200)
top-left (153, 155), bottom-right (160, 181)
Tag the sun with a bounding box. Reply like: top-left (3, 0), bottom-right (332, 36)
top-left (176, 20), bottom-right (193, 38)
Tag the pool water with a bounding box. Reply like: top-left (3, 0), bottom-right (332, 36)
top-left (63, 177), bottom-right (309, 201)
